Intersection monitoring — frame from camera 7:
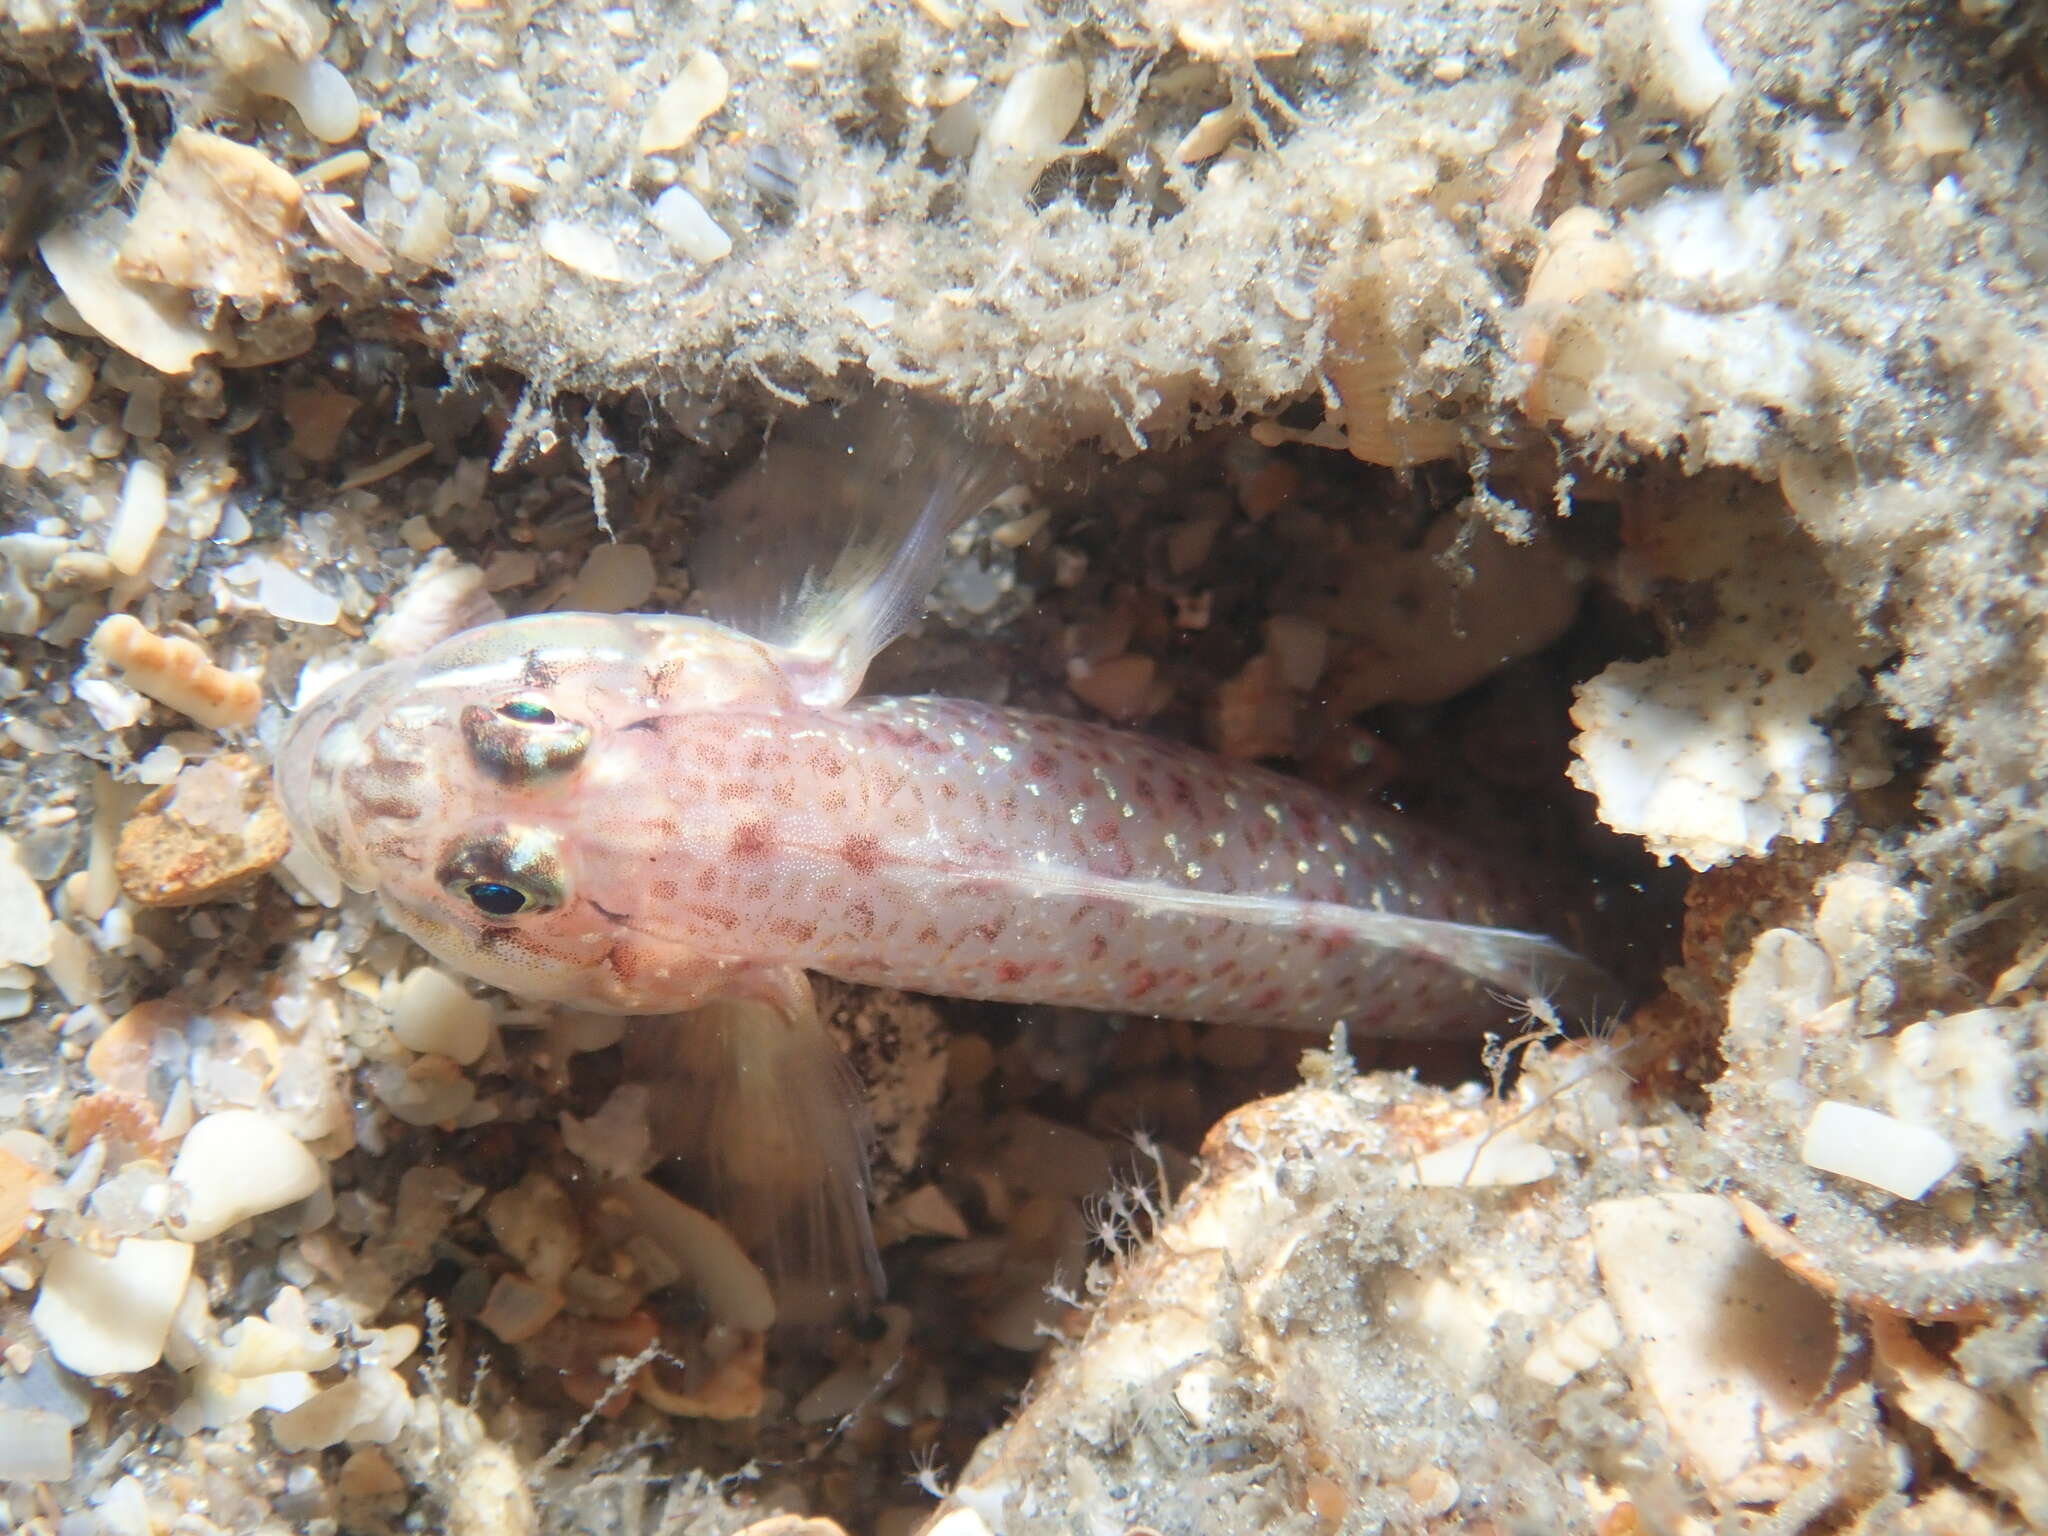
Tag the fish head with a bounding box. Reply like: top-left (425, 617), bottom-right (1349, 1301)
top-left (276, 611), bottom-right (793, 1011)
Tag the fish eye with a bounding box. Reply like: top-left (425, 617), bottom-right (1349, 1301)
top-left (464, 881), bottom-right (531, 916)
top-left (438, 827), bottom-right (566, 918)
top-left (461, 702), bottom-right (590, 785)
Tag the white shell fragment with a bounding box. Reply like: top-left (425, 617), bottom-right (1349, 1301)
top-left (108, 458), bottom-right (169, 576)
top-left (649, 186), bottom-right (733, 264)
top-left (269, 1366), bottom-right (411, 1451)
top-left (1800, 1100), bottom-right (1959, 1200)
top-left (388, 966), bottom-right (493, 1066)
top-left (638, 50), bottom-right (730, 155)
top-left (608, 1176), bottom-right (776, 1331)
top-left (539, 219), bottom-right (632, 283)
top-left (40, 213), bottom-right (216, 376)
top-left (32, 1237), bottom-right (196, 1376)
top-left (1398, 1131), bottom-right (1557, 1188)
top-left (1174, 104), bottom-right (1244, 164)
top-left (1590, 1193), bottom-right (1837, 1502)
top-left (1646, 0), bottom-right (1735, 118)
top-left (971, 59), bottom-right (1086, 198)
top-left (0, 834), bottom-right (55, 968)
top-left (166, 1109), bottom-right (324, 1240)
top-left (248, 557), bottom-right (343, 626)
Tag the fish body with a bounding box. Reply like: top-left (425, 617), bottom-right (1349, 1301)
top-left (282, 613), bottom-right (1585, 1033)
top-left (276, 397), bottom-right (1604, 1314)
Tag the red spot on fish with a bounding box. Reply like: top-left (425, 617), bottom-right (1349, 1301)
top-left (729, 821), bottom-right (773, 860)
top-left (842, 833), bottom-right (883, 875)
top-left (1087, 934), bottom-right (1109, 962)
top-left (1251, 985), bottom-right (1284, 1011)
top-left (994, 960), bottom-right (1028, 984)
top-left (769, 917), bottom-right (817, 944)
top-left (693, 904), bottom-right (742, 932)
top-left (1169, 775), bottom-right (1194, 807)
top-left (1127, 969), bottom-right (1160, 999)
top-left (916, 925), bottom-right (940, 945)
top-left (651, 879), bottom-right (679, 900)
top-left (847, 900), bottom-right (876, 938)
top-left (604, 943), bottom-right (643, 982)
top-left (1030, 750), bottom-right (1058, 778)
top-left (810, 748), bottom-right (846, 778)
top-left (972, 917), bottom-right (1005, 943)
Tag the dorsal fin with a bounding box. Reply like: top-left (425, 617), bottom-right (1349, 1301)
top-left (692, 393), bottom-right (1019, 705)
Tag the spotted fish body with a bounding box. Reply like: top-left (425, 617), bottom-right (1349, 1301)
top-left (612, 695), bottom-right (1572, 1035)
top-left (277, 398), bottom-right (1603, 1313)
top-left (280, 613), bottom-right (1591, 1034)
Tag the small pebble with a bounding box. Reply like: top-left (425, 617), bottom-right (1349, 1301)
top-left (105, 459), bottom-right (168, 576)
top-left (115, 754), bottom-right (291, 907)
top-left (31, 1236), bottom-right (195, 1375)
top-left (477, 1272), bottom-right (565, 1344)
top-left (540, 219), bottom-right (632, 284)
top-left (562, 542), bottom-right (657, 612)
top-left (1066, 653), bottom-right (1163, 722)
top-left (972, 59), bottom-right (1086, 197)
top-left (1174, 104), bottom-right (1244, 165)
top-left (166, 1109), bottom-right (324, 1241)
top-left (649, 187), bottom-right (733, 264)
top-left (638, 49), bottom-right (730, 155)
top-left (388, 967), bottom-right (494, 1066)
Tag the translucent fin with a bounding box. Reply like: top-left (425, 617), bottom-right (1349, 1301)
top-left (693, 392), bottom-right (1019, 705)
top-left (624, 983), bottom-right (882, 1326)
top-left (969, 866), bottom-right (1620, 1026)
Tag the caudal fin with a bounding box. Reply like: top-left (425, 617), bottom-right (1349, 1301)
top-left (625, 996), bottom-right (883, 1326)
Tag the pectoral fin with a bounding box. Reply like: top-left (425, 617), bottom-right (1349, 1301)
top-left (625, 970), bottom-right (883, 1325)
top-left (692, 392), bottom-right (1019, 705)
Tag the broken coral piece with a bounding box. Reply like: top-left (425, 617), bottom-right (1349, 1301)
top-left (118, 129), bottom-right (304, 305)
top-left (90, 614), bottom-right (262, 731)
top-left (1568, 475), bottom-right (1875, 869)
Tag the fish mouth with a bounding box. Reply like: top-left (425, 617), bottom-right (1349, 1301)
top-left (274, 658), bottom-right (424, 893)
